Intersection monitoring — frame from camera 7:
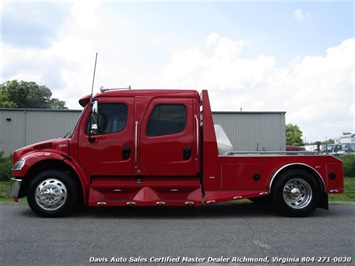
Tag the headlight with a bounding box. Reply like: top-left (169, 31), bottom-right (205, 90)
top-left (12, 159), bottom-right (25, 171)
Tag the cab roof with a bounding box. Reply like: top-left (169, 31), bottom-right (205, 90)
top-left (79, 89), bottom-right (200, 107)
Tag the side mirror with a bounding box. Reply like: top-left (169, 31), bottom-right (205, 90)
top-left (92, 100), bottom-right (98, 115)
top-left (89, 100), bottom-right (99, 139)
top-left (91, 123), bottom-right (98, 132)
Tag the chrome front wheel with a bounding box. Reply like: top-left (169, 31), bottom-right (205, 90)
top-left (35, 178), bottom-right (68, 211)
top-left (28, 170), bottom-right (79, 217)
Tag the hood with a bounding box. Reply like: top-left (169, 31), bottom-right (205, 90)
top-left (13, 138), bottom-right (70, 162)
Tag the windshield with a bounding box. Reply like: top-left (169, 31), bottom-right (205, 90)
top-left (63, 107), bottom-right (86, 138)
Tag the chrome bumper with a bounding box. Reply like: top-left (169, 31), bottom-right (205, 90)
top-left (11, 178), bottom-right (22, 201)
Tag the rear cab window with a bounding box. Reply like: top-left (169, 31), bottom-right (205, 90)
top-left (146, 104), bottom-right (186, 136)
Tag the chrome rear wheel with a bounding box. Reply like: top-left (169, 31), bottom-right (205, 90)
top-left (283, 178), bottom-right (312, 210)
top-left (272, 170), bottom-right (321, 217)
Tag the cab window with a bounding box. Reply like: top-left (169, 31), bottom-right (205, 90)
top-left (146, 104), bottom-right (186, 136)
top-left (87, 103), bottom-right (128, 135)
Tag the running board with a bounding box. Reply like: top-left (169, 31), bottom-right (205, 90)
top-left (88, 177), bottom-right (202, 206)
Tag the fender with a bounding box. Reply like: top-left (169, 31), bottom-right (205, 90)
top-left (61, 155), bottom-right (90, 204)
top-left (268, 162), bottom-right (326, 193)
top-left (12, 150), bottom-right (66, 177)
top-left (12, 150), bottom-right (90, 203)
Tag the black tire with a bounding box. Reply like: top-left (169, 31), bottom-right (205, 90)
top-left (27, 170), bottom-right (79, 217)
top-left (271, 169), bottom-right (321, 217)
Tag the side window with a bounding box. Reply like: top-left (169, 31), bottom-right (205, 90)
top-left (87, 103), bottom-right (128, 135)
top-left (147, 104), bottom-right (186, 136)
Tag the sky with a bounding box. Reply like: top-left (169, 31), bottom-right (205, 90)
top-left (1, 0), bottom-right (354, 143)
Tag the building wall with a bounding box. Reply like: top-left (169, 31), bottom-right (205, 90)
top-left (1, 109), bottom-right (286, 156)
top-left (338, 134), bottom-right (355, 144)
top-left (212, 111), bottom-right (286, 151)
top-left (0, 109), bottom-right (81, 156)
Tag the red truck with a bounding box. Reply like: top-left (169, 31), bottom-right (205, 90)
top-left (11, 89), bottom-right (344, 217)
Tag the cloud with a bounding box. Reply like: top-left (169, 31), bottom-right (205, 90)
top-left (1, 2), bottom-right (102, 108)
top-left (160, 33), bottom-right (280, 93)
top-left (2, 2), bottom-right (69, 48)
top-left (293, 9), bottom-right (309, 21)
top-left (206, 32), bottom-right (220, 47)
top-left (293, 9), bottom-right (304, 21)
top-left (158, 35), bottom-right (354, 142)
top-left (1, 2), bottom-right (353, 142)
top-left (1, 2), bottom-right (177, 108)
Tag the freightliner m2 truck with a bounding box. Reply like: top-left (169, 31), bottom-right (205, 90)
top-left (11, 89), bottom-right (344, 217)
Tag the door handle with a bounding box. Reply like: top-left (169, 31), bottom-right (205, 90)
top-left (194, 114), bottom-right (199, 160)
top-left (122, 146), bottom-right (131, 160)
top-left (134, 121), bottom-right (138, 167)
top-left (183, 146), bottom-right (192, 160)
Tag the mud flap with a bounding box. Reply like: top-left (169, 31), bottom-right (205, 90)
top-left (319, 192), bottom-right (329, 210)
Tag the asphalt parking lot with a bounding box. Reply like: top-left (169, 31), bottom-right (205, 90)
top-left (1, 202), bottom-right (354, 266)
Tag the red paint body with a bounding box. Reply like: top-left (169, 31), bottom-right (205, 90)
top-left (11, 89), bottom-right (344, 210)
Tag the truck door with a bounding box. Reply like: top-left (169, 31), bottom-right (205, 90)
top-left (77, 97), bottom-right (134, 177)
top-left (138, 98), bottom-right (198, 176)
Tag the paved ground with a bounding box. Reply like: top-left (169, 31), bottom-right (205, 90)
top-left (1, 202), bottom-right (354, 266)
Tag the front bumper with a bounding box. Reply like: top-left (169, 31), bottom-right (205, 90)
top-left (11, 178), bottom-right (22, 203)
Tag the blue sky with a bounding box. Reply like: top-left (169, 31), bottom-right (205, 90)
top-left (1, 1), bottom-right (354, 143)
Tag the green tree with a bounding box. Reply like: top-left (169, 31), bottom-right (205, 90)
top-left (0, 88), bottom-right (17, 108)
top-left (0, 80), bottom-right (67, 109)
top-left (286, 123), bottom-right (304, 146)
top-left (0, 151), bottom-right (12, 181)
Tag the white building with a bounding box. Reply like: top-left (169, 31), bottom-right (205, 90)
top-left (337, 133), bottom-right (355, 144)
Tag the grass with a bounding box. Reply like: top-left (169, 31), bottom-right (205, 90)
top-left (0, 181), bottom-right (12, 202)
top-left (0, 181), bottom-right (26, 203)
top-left (328, 177), bottom-right (355, 202)
top-left (1, 177), bottom-right (354, 204)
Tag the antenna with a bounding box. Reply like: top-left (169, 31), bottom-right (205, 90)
top-left (90, 52), bottom-right (98, 100)
top-left (88, 53), bottom-right (98, 142)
